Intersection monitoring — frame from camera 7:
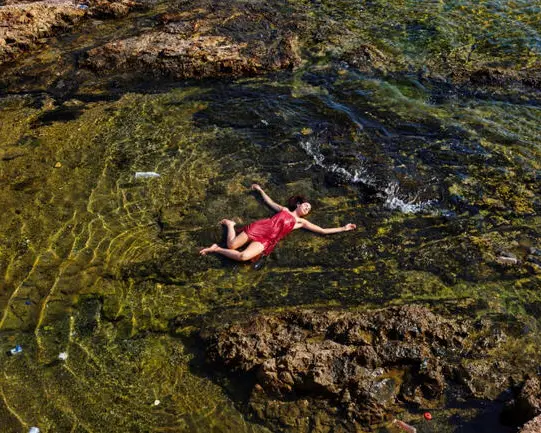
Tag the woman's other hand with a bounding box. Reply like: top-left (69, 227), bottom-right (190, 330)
top-left (251, 184), bottom-right (263, 192)
top-left (344, 223), bottom-right (356, 231)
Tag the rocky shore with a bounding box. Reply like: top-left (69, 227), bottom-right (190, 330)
top-left (0, 0), bottom-right (85, 65)
top-left (201, 305), bottom-right (541, 432)
top-left (2, 0), bottom-right (539, 89)
top-left (81, 2), bottom-right (302, 79)
top-left (0, 0), bottom-right (146, 66)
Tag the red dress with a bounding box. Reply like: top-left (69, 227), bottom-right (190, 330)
top-left (243, 209), bottom-right (297, 255)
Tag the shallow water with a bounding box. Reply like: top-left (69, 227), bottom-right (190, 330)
top-left (0, 0), bottom-right (540, 432)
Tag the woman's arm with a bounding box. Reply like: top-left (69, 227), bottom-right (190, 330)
top-left (299, 219), bottom-right (356, 234)
top-left (251, 184), bottom-right (284, 212)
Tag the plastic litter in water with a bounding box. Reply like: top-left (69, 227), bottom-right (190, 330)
top-left (423, 412), bottom-right (432, 421)
top-left (496, 256), bottom-right (518, 265)
top-left (29, 428), bottom-right (40, 433)
top-left (58, 352), bottom-right (68, 361)
top-left (154, 400), bottom-right (160, 406)
top-left (77, 4), bottom-right (89, 10)
top-left (135, 172), bottom-right (161, 179)
top-left (393, 419), bottom-right (417, 433)
top-left (9, 345), bottom-right (22, 356)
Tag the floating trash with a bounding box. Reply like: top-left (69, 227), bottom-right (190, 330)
top-left (423, 412), bottom-right (432, 421)
top-left (496, 256), bottom-right (518, 265)
top-left (58, 352), bottom-right (68, 361)
top-left (153, 400), bottom-right (160, 406)
top-left (393, 419), bottom-right (417, 433)
top-left (8, 345), bottom-right (22, 356)
top-left (135, 172), bottom-right (160, 179)
top-left (28, 428), bottom-right (40, 433)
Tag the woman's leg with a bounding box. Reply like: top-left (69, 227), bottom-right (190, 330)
top-left (200, 241), bottom-right (265, 262)
top-left (221, 219), bottom-right (249, 250)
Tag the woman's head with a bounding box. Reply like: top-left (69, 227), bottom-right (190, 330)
top-left (287, 195), bottom-right (311, 216)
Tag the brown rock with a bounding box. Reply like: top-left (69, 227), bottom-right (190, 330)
top-left (82, 3), bottom-right (301, 79)
top-left (87, 0), bottom-right (140, 18)
top-left (0, 1), bottom-right (85, 65)
top-left (505, 376), bottom-right (541, 425)
top-left (201, 305), bottom-right (541, 431)
top-left (83, 31), bottom-right (300, 79)
top-left (520, 415), bottom-right (541, 433)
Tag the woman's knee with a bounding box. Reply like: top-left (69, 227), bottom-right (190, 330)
top-left (229, 232), bottom-right (249, 250)
top-left (238, 251), bottom-right (252, 261)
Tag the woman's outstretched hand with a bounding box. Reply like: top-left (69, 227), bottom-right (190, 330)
top-left (343, 223), bottom-right (357, 231)
top-left (251, 184), bottom-right (263, 192)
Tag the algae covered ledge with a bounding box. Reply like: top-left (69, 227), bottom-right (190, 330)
top-left (0, 0), bottom-right (540, 432)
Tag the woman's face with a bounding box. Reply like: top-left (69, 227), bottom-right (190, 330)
top-left (297, 202), bottom-right (312, 216)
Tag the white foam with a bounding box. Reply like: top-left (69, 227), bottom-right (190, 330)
top-left (300, 139), bottom-right (374, 185)
top-left (300, 139), bottom-right (435, 215)
top-left (383, 182), bottom-right (435, 214)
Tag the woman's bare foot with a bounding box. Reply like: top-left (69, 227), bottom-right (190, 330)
top-left (200, 244), bottom-right (220, 255)
top-left (220, 219), bottom-right (236, 228)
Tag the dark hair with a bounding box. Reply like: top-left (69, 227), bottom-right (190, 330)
top-left (287, 195), bottom-right (308, 211)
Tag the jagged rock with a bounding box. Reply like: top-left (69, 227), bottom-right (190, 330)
top-left (520, 415), bottom-right (541, 433)
top-left (0, 0), bottom-right (85, 65)
top-left (201, 305), bottom-right (540, 431)
top-left (502, 376), bottom-right (541, 426)
top-left (469, 67), bottom-right (541, 90)
top-left (86, 0), bottom-right (143, 18)
top-left (343, 43), bottom-right (389, 73)
top-left (82, 2), bottom-right (301, 79)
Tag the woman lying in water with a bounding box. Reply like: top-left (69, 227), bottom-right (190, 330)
top-left (199, 184), bottom-right (356, 261)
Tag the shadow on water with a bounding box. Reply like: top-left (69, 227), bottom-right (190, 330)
top-left (34, 105), bottom-right (86, 125)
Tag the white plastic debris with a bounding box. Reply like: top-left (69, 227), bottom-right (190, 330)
top-left (496, 256), bottom-right (518, 265)
top-left (135, 172), bottom-right (161, 179)
top-left (154, 400), bottom-right (161, 406)
top-left (58, 352), bottom-right (68, 361)
top-left (29, 428), bottom-right (40, 433)
top-left (393, 419), bottom-right (417, 433)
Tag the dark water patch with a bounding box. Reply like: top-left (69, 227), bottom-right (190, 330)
top-left (15, 134), bottom-right (41, 148)
top-left (33, 105), bottom-right (85, 125)
top-left (445, 397), bottom-right (515, 433)
top-left (525, 302), bottom-right (541, 320)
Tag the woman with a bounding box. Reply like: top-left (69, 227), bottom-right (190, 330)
top-left (199, 184), bottom-right (357, 261)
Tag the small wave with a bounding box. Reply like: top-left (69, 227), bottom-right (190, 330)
top-left (300, 138), bottom-right (375, 185)
top-left (300, 138), bottom-right (436, 214)
top-left (382, 182), bottom-right (436, 214)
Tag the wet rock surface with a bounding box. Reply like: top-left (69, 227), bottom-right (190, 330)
top-left (520, 415), bottom-right (541, 433)
top-left (82, 0), bottom-right (301, 79)
top-left (503, 376), bottom-right (541, 426)
top-left (201, 305), bottom-right (541, 431)
top-left (0, 0), bottom-right (148, 66)
top-left (86, 0), bottom-right (142, 18)
top-left (0, 0), bottom-right (85, 65)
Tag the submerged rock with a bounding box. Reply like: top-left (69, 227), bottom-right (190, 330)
top-left (201, 305), bottom-right (541, 431)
